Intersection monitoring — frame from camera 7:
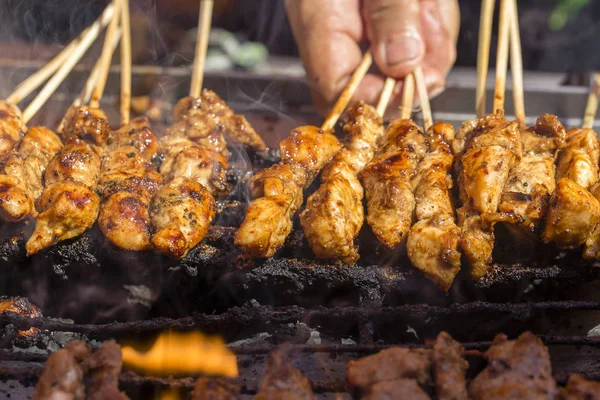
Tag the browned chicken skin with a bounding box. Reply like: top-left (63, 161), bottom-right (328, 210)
top-left (83, 341), bottom-right (129, 400)
top-left (556, 128), bottom-right (599, 190)
top-left (0, 101), bottom-right (26, 157)
top-left (236, 125), bottom-right (341, 258)
top-left (453, 114), bottom-right (522, 280)
top-left (0, 126), bottom-right (62, 222)
top-left (58, 105), bottom-right (111, 147)
top-left (300, 102), bottom-right (384, 263)
top-left (360, 118), bottom-right (427, 249)
top-left (407, 122), bottom-right (461, 292)
top-left (97, 117), bottom-right (163, 251)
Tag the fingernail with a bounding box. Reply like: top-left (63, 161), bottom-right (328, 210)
top-left (430, 86), bottom-right (445, 99)
top-left (385, 32), bottom-right (422, 66)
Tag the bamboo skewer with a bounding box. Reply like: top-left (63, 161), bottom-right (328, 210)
top-left (400, 74), bottom-right (415, 120)
top-left (414, 66), bottom-right (432, 131)
top-left (509, 0), bottom-right (525, 130)
top-left (583, 73), bottom-right (600, 129)
top-left (190, 0), bottom-right (214, 98)
top-left (376, 77), bottom-right (396, 116)
top-left (90, 0), bottom-right (123, 108)
top-left (119, 0), bottom-right (132, 124)
top-left (321, 51), bottom-right (373, 131)
top-left (21, 3), bottom-right (116, 123)
top-left (476, 0), bottom-right (496, 118)
top-left (493, 0), bottom-right (512, 115)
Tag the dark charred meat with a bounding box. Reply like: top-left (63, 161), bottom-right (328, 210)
top-left (560, 374), bottom-right (600, 400)
top-left (0, 100), bottom-right (26, 156)
top-left (253, 347), bottom-right (316, 400)
top-left (300, 101), bottom-right (384, 264)
top-left (0, 296), bottom-right (42, 337)
top-left (82, 341), bottom-right (129, 400)
top-left (59, 105), bottom-right (111, 147)
top-left (360, 118), bottom-right (427, 249)
top-left (453, 114), bottom-right (522, 280)
top-left (32, 340), bottom-right (90, 400)
top-left (433, 332), bottom-right (468, 400)
top-left (469, 331), bottom-right (558, 400)
top-left (190, 378), bottom-right (239, 400)
top-left (407, 122), bottom-right (461, 292)
top-left (363, 379), bottom-right (431, 400)
top-left (346, 348), bottom-right (432, 391)
top-left (236, 125), bottom-right (341, 258)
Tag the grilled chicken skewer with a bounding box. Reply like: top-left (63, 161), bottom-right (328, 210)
top-left (407, 122), bottom-right (461, 292)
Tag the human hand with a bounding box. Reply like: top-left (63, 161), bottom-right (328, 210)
top-left (285, 0), bottom-right (460, 115)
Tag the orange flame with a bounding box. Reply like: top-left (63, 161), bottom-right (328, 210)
top-left (121, 330), bottom-right (238, 378)
top-left (157, 388), bottom-right (183, 400)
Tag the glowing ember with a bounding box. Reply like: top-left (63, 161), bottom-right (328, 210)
top-left (121, 331), bottom-right (238, 378)
top-left (158, 388), bottom-right (183, 400)
top-left (0, 297), bottom-right (42, 337)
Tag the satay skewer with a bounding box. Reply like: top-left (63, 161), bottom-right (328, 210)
top-left (400, 74), bottom-right (415, 119)
top-left (582, 73), bottom-right (600, 129)
top-left (119, 0), bottom-right (132, 124)
top-left (376, 77), bottom-right (397, 116)
top-left (509, 0), bottom-right (525, 129)
top-left (493, 0), bottom-right (512, 116)
top-left (476, 0), bottom-right (495, 118)
top-left (414, 66), bottom-right (432, 131)
top-left (190, 0), bottom-right (214, 98)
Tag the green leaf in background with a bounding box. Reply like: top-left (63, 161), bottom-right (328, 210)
top-left (549, 0), bottom-right (590, 31)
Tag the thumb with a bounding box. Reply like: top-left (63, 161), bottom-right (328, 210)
top-left (364, 0), bottom-right (425, 78)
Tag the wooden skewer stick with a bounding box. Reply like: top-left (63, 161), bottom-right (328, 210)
top-left (476, 0), bottom-right (496, 118)
top-left (583, 73), bottom-right (600, 129)
top-left (321, 51), bottom-right (373, 131)
top-left (400, 73), bottom-right (415, 120)
top-left (509, 0), bottom-right (525, 130)
top-left (376, 77), bottom-right (396, 117)
top-left (190, 0), bottom-right (214, 98)
top-left (493, 0), bottom-right (512, 116)
top-left (414, 66), bottom-right (433, 131)
top-left (89, 0), bottom-right (123, 109)
top-left (21, 3), bottom-right (116, 124)
top-left (120, 0), bottom-right (132, 124)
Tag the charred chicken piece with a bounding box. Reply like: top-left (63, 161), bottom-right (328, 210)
top-left (0, 100), bottom-right (26, 156)
top-left (97, 118), bottom-right (163, 251)
top-left (300, 101), bottom-right (384, 263)
top-left (33, 340), bottom-right (90, 400)
top-left (363, 379), bottom-right (431, 400)
top-left (26, 137), bottom-right (102, 254)
top-left (236, 125), bottom-right (341, 258)
top-left (433, 332), bottom-right (468, 400)
top-left (82, 341), bottom-right (129, 400)
top-left (59, 105), bottom-right (111, 147)
top-left (360, 118), bottom-right (427, 249)
top-left (346, 347), bottom-right (432, 391)
top-left (469, 331), bottom-right (558, 400)
top-left (556, 128), bottom-right (600, 190)
top-left (497, 114), bottom-right (566, 240)
top-left (407, 122), bottom-right (461, 292)
top-left (453, 114), bottom-right (522, 280)
top-left (0, 126), bottom-right (62, 222)
top-left (190, 378), bottom-right (240, 400)
top-left (253, 348), bottom-right (316, 400)
top-left (0, 296), bottom-right (42, 337)
top-left (560, 374), bottom-right (600, 400)
top-left (173, 90), bottom-right (266, 152)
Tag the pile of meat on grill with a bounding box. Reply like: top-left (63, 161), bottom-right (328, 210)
top-left (2, 89), bottom-right (600, 292)
top-left (31, 330), bottom-right (600, 399)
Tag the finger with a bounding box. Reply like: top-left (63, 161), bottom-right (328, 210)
top-left (364, 0), bottom-right (425, 78)
top-left (420, 0), bottom-right (460, 79)
top-left (285, 0), bottom-right (365, 112)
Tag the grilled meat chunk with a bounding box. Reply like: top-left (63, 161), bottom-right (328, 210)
top-left (0, 101), bottom-right (25, 156)
top-left (33, 340), bottom-right (90, 400)
top-left (556, 128), bottom-right (599, 190)
top-left (190, 378), bottom-right (239, 400)
top-left (498, 114), bottom-right (566, 240)
top-left (469, 332), bottom-right (557, 400)
top-left (407, 122), bottom-right (460, 292)
top-left (433, 332), bottom-right (468, 400)
top-left (454, 114), bottom-right (522, 280)
top-left (0, 296), bottom-right (42, 337)
top-left (173, 90), bottom-right (266, 152)
top-left (98, 118), bottom-right (163, 251)
top-left (360, 118), bottom-right (427, 249)
top-left (0, 126), bottom-right (62, 222)
top-left (82, 341), bottom-right (129, 400)
top-left (253, 348), bottom-right (316, 400)
top-left (236, 125), bottom-right (341, 258)
top-left (300, 101), bottom-right (384, 263)
top-left (59, 105), bottom-right (111, 147)
top-left (346, 348), bottom-right (432, 391)
top-left (560, 374), bottom-right (600, 400)
top-left (363, 379), bottom-right (431, 400)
